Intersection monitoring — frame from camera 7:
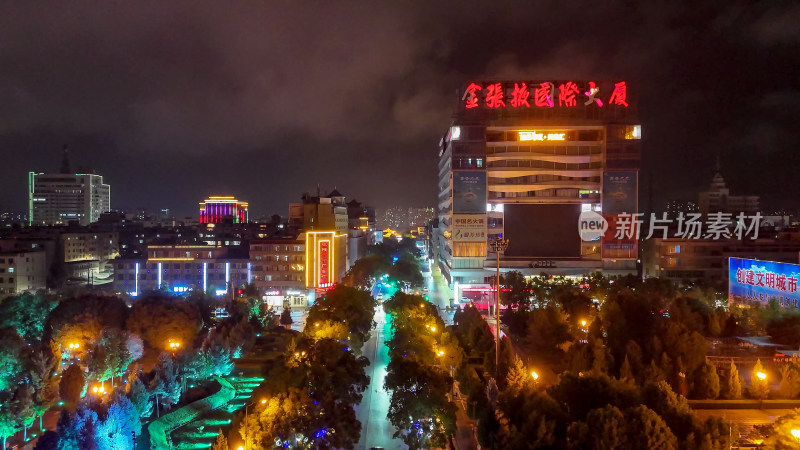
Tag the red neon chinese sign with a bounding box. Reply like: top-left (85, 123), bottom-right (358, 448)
top-left (608, 81), bottom-right (629, 107)
top-left (509, 83), bottom-right (530, 108)
top-left (462, 81), bottom-right (629, 110)
top-left (318, 240), bottom-right (330, 287)
top-left (534, 82), bottom-right (554, 108)
top-left (558, 81), bottom-right (579, 107)
top-left (485, 82), bottom-right (506, 109)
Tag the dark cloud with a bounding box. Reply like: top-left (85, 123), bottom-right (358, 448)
top-left (1, 1), bottom-right (798, 217)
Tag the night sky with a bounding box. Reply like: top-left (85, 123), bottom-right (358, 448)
top-left (1, 1), bottom-right (799, 218)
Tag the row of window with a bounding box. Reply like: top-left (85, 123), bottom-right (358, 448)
top-left (0, 278), bottom-right (15, 283)
top-left (487, 160), bottom-right (603, 170)
top-left (117, 262), bottom-right (248, 270)
top-left (122, 273), bottom-right (246, 281)
top-left (490, 174), bottom-right (601, 184)
top-left (486, 145), bottom-right (603, 155)
top-left (251, 245), bottom-right (304, 252)
top-left (253, 255), bottom-right (303, 262)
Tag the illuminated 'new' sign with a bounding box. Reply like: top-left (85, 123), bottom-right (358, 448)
top-left (463, 81), bottom-right (629, 110)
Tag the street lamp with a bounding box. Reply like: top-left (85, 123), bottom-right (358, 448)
top-left (168, 340), bottom-right (181, 357)
top-left (791, 428), bottom-right (800, 439)
top-left (531, 371), bottom-right (539, 381)
top-left (242, 398), bottom-right (267, 450)
top-left (756, 371), bottom-right (767, 381)
top-left (489, 237), bottom-right (509, 376)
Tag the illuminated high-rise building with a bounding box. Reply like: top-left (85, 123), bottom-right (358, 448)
top-left (436, 80), bottom-right (641, 302)
top-left (199, 196), bottom-right (249, 224)
top-left (28, 147), bottom-right (111, 226)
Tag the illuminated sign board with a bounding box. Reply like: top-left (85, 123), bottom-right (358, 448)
top-left (518, 131), bottom-right (566, 142)
top-left (452, 214), bottom-right (487, 243)
top-left (729, 258), bottom-right (800, 308)
top-left (318, 240), bottom-right (330, 287)
top-left (601, 171), bottom-right (638, 259)
top-left (462, 80), bottom-right (629, 110)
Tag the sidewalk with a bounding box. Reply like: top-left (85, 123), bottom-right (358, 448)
top-left (451, 383), bottom-right (478, 450)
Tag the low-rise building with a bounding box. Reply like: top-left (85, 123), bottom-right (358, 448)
top-left (642, 234), bottom-right (800, 283)
top-left (250, 236), bottom-right (306, 308)
top-left (0, 250), bottom-right (47, 298)
top-left (113, 245), bottom-right (249, 296)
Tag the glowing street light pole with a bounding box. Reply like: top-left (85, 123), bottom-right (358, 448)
top-left (168, 340), bottom-right (181, 357)
top-left (242, 398), bottom-right (267, 450)
top-left (490, 238), bottom-right (509, 376)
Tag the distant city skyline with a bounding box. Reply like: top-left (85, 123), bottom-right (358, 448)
top-left (1, 2), bottom-right (799, 216)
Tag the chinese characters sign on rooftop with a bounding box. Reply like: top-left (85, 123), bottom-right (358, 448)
top-left (462, 81), bottom-right (629, 110)
top-left (729, 258), bottom-right (800, 309)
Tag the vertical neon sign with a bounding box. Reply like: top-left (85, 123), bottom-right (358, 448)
top-left (134, 262), bottom-right (139, 296)
top-left (225, 262), bottom-right (230, 293)
top-left (203, 262), bottom-right (207, 293)
top-left (157, 262), bottom-right (162, 288)
top-left (247, 262), bottom-right (251, 284)
top-left (318, 240), bottom-right (330, 287)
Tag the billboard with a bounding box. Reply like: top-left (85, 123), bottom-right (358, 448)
top-left (602, 171), bottom-right (638, 259)
top-left (453, 171), bottom-right (486, 214)
top-left (505, 204), bottom-right (582, 257)
top-left (729, 258), bottom-right (800, 308)
top-left (452, 214), bottom-right (487, 243)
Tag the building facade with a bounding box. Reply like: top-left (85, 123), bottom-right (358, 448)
top-left (642, 235), bottom-right (800, 284)
top-left (436, 80), bottom-right (641, 299)
top-left (249, 236), bottom-right (307, 307)
top-left (0, 250), bottom-right (47, 298)
top-left (199, 196), bottom-right (249, 224)
top-left (113, 245), bottom-right (249, 296)
top-left (698, 172), bottom-right (759, 216)
top-left (29, 172), bottom-right (111, 226)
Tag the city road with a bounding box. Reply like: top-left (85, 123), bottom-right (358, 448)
top-left (355, 305), bottom-right (407, 450)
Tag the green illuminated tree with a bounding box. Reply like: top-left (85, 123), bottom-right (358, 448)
top-left (0, 400), bottom-right (20, 450)
top-left (95, 393), bottom-right (140, 450)
top-left (129, 377), bottom-right (153, 418)
top-left (29, 345), bottom-right (59, 431)
top-left (0, 329), bottom-right (25, 391)
top-left (151, 353), bottom-right (181, 413)
top-left (0, 292), bottom-right (57, 342)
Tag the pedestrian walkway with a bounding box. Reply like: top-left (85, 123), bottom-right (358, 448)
top-left (452, 383), bottom-right (478, 450)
